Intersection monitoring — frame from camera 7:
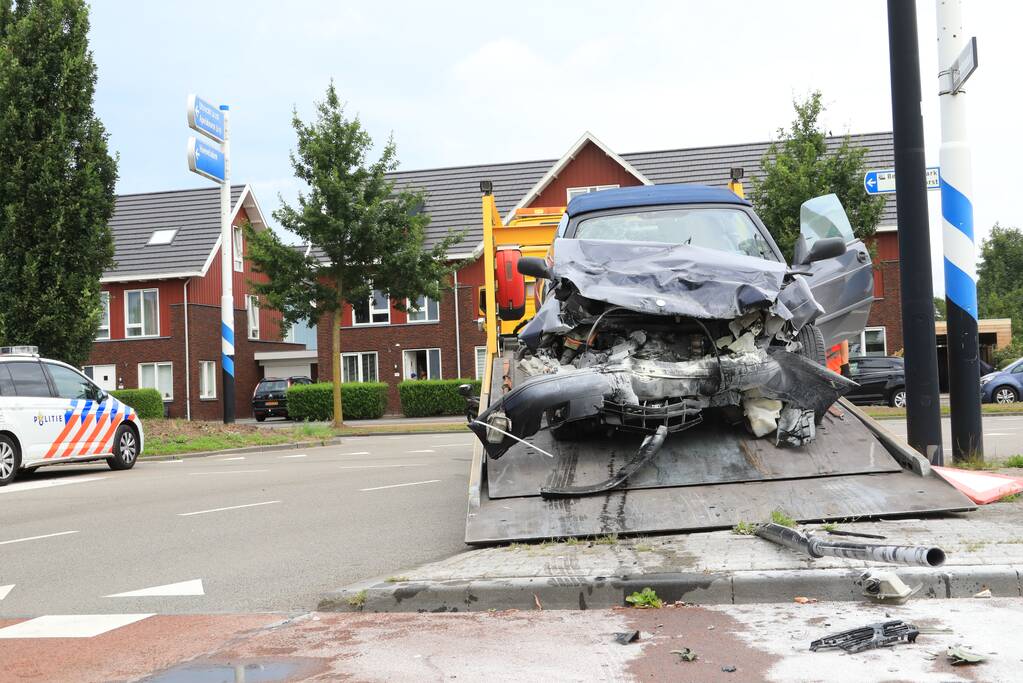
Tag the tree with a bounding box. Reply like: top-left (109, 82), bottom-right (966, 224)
top-left (0, 0), bottom-right (117, 365)
top-left (977, 223), bottom-right (1023, 339)
top-left (246, 83), bottom-right (462, 428)
top-left (750, 92), bottom-right (886, 261)
top-left (933, 297), bottom-right (947, 320)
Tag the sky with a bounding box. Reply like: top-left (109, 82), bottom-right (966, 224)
top-left (86, 0), bottom-right (1022, 292)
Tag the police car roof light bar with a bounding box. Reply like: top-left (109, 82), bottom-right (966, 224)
top-left (0, 345), bottom-right (39, 356)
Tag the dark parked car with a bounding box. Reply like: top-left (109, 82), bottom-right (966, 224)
top-left (843, 356), bottom-right (905, 407)
top-left (981, 357), bottom-right (1023, 404)
top-left (252, 376), bottom-right (312, 421)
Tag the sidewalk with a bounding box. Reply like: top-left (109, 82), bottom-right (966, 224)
top-left (321, 500), bottom-right (1023, 613)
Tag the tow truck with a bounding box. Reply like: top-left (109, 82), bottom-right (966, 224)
top-left (464, 179), bottom-right (973, 545)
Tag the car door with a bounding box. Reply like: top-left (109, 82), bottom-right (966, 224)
top-left (43, 362), bottom-right (107, 459)
top-left (797, 194), bottom-right (874, 348)
top-left (5, 360), bottom-right (61, 465)
top-left (848, 359), bottom-right (886, 403)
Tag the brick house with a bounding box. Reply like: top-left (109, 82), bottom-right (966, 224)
top-left (85, 185), bottom-right (304, 420)
top-left (313, 131), bottom-right (903, 414)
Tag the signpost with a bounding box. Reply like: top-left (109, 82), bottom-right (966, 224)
top-left (864, 167), bottom-right (939, 194)
top-left (187, 95), bottom-right (234, 424)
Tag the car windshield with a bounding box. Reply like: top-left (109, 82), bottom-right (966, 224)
top-left (574, 207), bottom-right (776, 260)
top-left (259, 380), bottom-right (287, 392)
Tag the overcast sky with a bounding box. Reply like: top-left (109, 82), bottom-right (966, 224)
top-left (87, 0), bottom-right (1021, 292)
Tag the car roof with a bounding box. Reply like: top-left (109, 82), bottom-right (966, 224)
top-left (849, 356), bottom-right (903, 362)
top-left (565, 183), bottom-right (751, 217)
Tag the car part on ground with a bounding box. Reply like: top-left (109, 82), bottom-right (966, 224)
top-left (810, 620), bottom-right (920, 653)
top-left (857, 570), bottom-right (921, 603)
top-left (754, 523), bottom-right (946, 567)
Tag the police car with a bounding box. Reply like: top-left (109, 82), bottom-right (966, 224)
top-left (0, 346), bottom-right (143, 486)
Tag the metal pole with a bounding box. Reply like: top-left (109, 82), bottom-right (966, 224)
top-left (887, 0), bottom-right (943, 464)
top-left (936, 0), bottom-right (982, 462)
top-left (220, 104), bottom-right (235, 423)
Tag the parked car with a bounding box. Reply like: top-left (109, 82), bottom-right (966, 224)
top-left (843, 356), bottom-right (906, 407)
top-left (981, 357), bottom-right (1023, 404)
top-left (252, 376), bottom-right (313, 421)
top-left (0, 346), bottom-right (143, 486)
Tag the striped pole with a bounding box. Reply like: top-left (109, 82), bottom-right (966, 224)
top-left (220, 104), bottom-right (235, 423)
top-left (936, 0), bottom-right (982, 461)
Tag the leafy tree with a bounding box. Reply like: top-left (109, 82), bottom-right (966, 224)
top-left (246, 83), bottom-right (462, 427)
top-left (977, 224), bottom-right (1023, 365)
top-left (750, 91), bottom-right (886, 261)
top-left (0, 0), bottom-right (117, 365)
top-left (933, 297), bottom-right (947, 320)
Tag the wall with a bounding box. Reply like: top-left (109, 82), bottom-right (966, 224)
top-left (101, 279), bottom-right (183, 339)
top-left (866, 232), bottom-right (904, 353)
top-left (530, 141), bottom-right (644, 207)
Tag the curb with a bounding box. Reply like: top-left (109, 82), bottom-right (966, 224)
top-left (866, 411), bottom-right (1023, 421)
top-left (319, 564), bottom-right (1023, 613)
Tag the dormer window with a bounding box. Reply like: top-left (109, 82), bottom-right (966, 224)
top-left (147, 228), bottom-right (178, 245)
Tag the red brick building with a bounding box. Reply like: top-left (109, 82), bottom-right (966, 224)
top-left (85, 186), bottom-right (303, 419)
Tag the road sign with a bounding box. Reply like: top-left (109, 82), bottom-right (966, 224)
top-left (863, 167), bottom-right (939, 194)
top-left (940, 36), bottom-right (978, 95)
top-left (186, 95), bottom-right (225, 143)
top-left (186, 136), bottom-right (225, 183)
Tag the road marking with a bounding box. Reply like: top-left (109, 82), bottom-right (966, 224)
top-left (188, 469), bottom-right (269, 476)
top-left (0, 585), bottom-right (13, 601)
top-left (360, 479), bottom-right (440, 492)
top-left (338, 463), bottom-right (425, 470)
top-left (338, 451), bottom-right (371, 456)
top-left (986, 432), bottom-right (1010, 436)
top-left (0, 614), bottom-right (154, 639)
top-left (215, 456), bottom-right (246, 461)
top-left (430, 443), bottom-right (473, 447)
top-left (178, 500), bottom-right (280, 517)
top-left (107, 579), bottom-right (204, 598)
top-left (152, 459), bottom-right (184, 463)
top-left (0, 476), bottom-right (108, 494)
top-left (407, 449), bottom-right (436, 453)
top-left (280, 453), bottom-right (307, 458)
top-left (0, 530), bottom-right (79, 546)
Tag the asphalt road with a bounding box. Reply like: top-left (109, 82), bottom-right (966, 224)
top-left (0, 433), bottom-right (473, 616)
top-left (882, 413), bottom-right (1023, 458)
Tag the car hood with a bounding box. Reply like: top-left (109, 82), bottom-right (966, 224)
top-left (551, 238), bottom-right (808, 322)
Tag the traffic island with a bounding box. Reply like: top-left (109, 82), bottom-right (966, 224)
top-left (320, 501), bottom-right (1023, 613)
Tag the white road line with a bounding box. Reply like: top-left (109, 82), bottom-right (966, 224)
top-left (106, 579), bottom-right (204, 598)
top-left (986, 432), bottom-right (1011, 436)
top-left (338, 463), bottom-right (425, 470)
top-left (152, 459), bottom-right (184, 463)
top-left (337, 451), bottom-right (371, 456)
top-left (280, 454), bottom-right (307, 459)
top-left (215, 456), bottom-right (246, 461)
top-left (0, 476), bottom-right (108, 494)
top-left (430, 443), bottom-right (473, 447)
top-left (360, 479), bottom-right (440, 492)
top-left (178, 500), bottom-right (280, 517)
top-left (407, 449), bottom-right (436, 453)
top-left (188, 469), bottom-right (269, 476)
top-left (0, 614), bottom-right (155, 639)
top-left (0, 530), bottom-right (79, 546)
top-left (0, 584), bottom-right (13, 601)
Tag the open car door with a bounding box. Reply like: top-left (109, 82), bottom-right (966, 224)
top-left (795, 194), bottom-right (874, 348)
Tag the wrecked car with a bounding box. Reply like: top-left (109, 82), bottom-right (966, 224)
top-left (468, 185), bottom-right (873, 495)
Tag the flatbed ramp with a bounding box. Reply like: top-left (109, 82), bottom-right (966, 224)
top-left (465, 354), bottom-right (975, 545)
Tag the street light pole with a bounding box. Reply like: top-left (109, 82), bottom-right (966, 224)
top-left (887, 0), bottom-right (944, 465)
top-left (219, 105), bottom-right (235, 424)
top-left (935, 0), bottom-right (982, 462)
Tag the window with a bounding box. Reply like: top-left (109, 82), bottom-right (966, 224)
top-left (7, 361), bottom-right (52, 397)
top-left (850, 327), bottom-right (887, 357)
top-left (45, 363), bottom-right (102, 401)
top-left (342, 352), bottom-right (378, 383)
top-left (147, 228), bottom-right (178, 246)
top-left (233, 226), bottom-right (244, 272)
top-left (97, 291), bottom-right (110, 340)
top-left (353, 289), bottom-right (390, 325)
top-left (246, 295), bottom-right (260, 339)
top-left (284, 320), bottom-right (318, 350)
top-left (403, 348), bottom-right (441, 380)
top-left (199, 361), bottom-right (216, 399)
top-left (475, 346), bottom-right (488, 380)
top-left (407, 294), bottom-right (440, 323)
top-left (566, 184), bottom-right (619, 203)
top-left (138, 362), bottom-right (173, 401)
top-left (125, 289), bottom-right (159, 337)
top-left (0, 365), bottom-right (14, 396)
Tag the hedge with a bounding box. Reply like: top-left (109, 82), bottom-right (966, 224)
top-left (287, 382), bottom-right (388, 421)
top-left (110, 388), bottom-right (164, 419)
top-left (398, 379), bottom-right (481, 417)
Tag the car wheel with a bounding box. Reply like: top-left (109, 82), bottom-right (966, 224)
top-left (993, 386), bottom-right (1019, 404)
top-left (890, 388), bottom-right (907, 408)
top-left (0, 435), bottom-right (20, 487)
top-left (796, 324), bottom-right (827, 366)
top-left (255, 413), bottom-right (266, 422)
top-left (106, 424), bottom-right (139, 471)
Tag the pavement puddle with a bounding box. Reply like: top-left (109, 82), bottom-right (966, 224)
top-left (143, 659), bottom-right (310, 682)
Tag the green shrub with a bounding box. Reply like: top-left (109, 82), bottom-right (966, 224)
top-left (992, 337), bottom-right (1023, 370)
top-left (287, 382), bottom-right (388, 421)
top-left (398, 379), bottom-right (480, 417)
top-left (110, 388), bottom-right (164, 419)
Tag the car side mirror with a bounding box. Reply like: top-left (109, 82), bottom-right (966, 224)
top-left (793, 236), bottom-right (846, 265)
top-left (517, 257), bottom-right (551, 279)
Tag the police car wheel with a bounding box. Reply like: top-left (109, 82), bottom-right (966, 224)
top-left (106, 424), bottom-right (138, 471)
top-left (0, 434), bottom-right (20, 486)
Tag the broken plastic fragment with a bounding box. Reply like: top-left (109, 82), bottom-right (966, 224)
top-left (743, 397), bottom-right (782, 437)
top-left (947, 645), bottom-right (986, 665)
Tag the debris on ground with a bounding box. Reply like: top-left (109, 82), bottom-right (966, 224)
top-left (825, 529), bottom-right (888, 540)
top-left (533, 593), bottom-right (544, 611)
top-left (613, 630), bottom-right (639, 645)
top-left (755, 522), bottom-right (946, 567)
top-left (974, 588), bottom-right (993, 598)
top-left (858, 570), bottom-right (921, 604)
top-left (932, 466), bottom-right (1023, 505)
top-left (626, 587), bottom-right (664, 609)
top-left (947, 645), bottom-right (986, 665)
top-left (810, 620), bottom-right (920, 653)
top-left (721, 665), bottom-right (737, 672)
top-left (794, 597), bottom-right (818, 604)
top-left (671, 648), bottom-right (698, 662)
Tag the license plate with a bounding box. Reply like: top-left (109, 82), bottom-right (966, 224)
top-left (264, 401), bottom-right (278, 406)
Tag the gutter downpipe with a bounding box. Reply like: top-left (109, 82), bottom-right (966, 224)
top-left (453, 268), bottom-right (462, 377)
top-left (183, 279), bottom-right (192, 421)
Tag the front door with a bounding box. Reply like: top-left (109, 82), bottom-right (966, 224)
top-left (5, 361), bottom-right (61, 465)
top-left (85, 364), bottom-right (117, 391)
top-left (42, 362), bottom-right (108, 459)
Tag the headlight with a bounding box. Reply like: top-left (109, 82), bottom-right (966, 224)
top-left (980, 375), bottom-right (995, 386)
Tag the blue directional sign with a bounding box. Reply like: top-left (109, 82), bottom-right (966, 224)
top-left (187, 136), bottom-right (225, 183)
top-left (186, 94), bottom-right (225, 143)
top-left (864, 167), bottom-right (940, 194)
